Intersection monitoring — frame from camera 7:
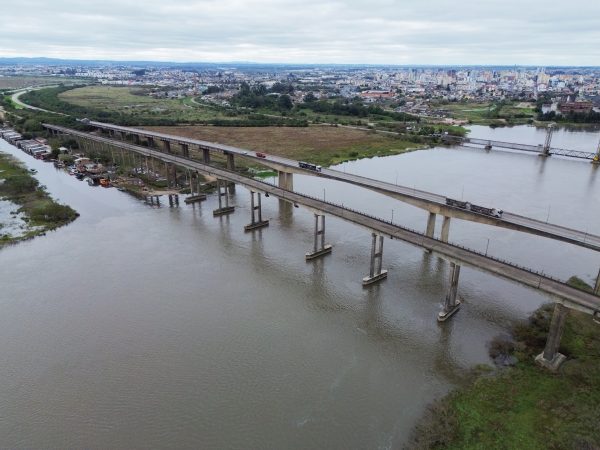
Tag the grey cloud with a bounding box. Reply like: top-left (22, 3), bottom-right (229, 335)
top-left (1, 0), bottom-right (599, 64)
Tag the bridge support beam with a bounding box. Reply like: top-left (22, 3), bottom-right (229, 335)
top-left (181, 143), bottom-right (189, 158)
top-left (226, 153), bottom-right (235, 171)
top-left (132, 134), bottom-right (140, 145)
top-left (441, 216), bottom-right (451, 243)
top-left (147, 136), bottom-right (155, 148)
top-left (203, 148), bottom-right (211, 164)
top-left (426, 212), bottom-right (436, 238)
top-left (306, 214), bottom-right (332, 260)
top-left (594, 268), bottom-right (600, 296)
top-left (213, 179), bottom-right (235, 216)
top-left (163, 139), bottom-right (171, 153)
top-left (278, 171), bottom-right (294, 191)
top-left (244, 191), bottom-right (269, 231)
top-left (438, 263), bottom-right (461, 321)
top-left (535, 303), bottom-right (568, 371)
top-left (363, 233), bottom-right (387, 286)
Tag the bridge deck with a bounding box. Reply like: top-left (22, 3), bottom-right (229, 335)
top-left (82, 121), bottom-right (600, 253)
top-left (44, 124), bottom-right (600, 316)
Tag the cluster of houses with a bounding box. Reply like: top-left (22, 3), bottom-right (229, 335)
top-left (1, 126), bottom-right (53, 159)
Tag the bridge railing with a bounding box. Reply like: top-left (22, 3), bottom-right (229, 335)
top-left (257, 180), bottom-right (592, 293)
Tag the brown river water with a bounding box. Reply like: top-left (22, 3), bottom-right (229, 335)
top-left (0, 124), bottom-right (599, 448)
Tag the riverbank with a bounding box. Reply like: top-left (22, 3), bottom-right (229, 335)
top-left (0, 152), bottom-right (78, 246)
top-left (408, 277), bottom-right (600, 449)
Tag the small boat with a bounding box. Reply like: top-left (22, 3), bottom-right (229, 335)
top-left (99, 178), bottom-right (110, 187)
top-left (29, 168), bottom-right (37, 174)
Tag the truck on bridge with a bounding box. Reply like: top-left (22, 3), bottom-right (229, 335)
top-left (298, 161), bottom-right (322, 172)
top-left (446, 198), bottom-right (503, 218)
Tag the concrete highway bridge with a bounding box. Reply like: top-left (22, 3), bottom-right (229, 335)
top-left (43, 123), bottom-right (600, 371)
top-left (81, 120), bottom-right (600, 254)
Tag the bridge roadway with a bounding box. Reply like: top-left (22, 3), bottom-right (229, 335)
top-left (84, 120), bottom-right (600, 253)
top-left (44, 124), bottom-right (600, 317)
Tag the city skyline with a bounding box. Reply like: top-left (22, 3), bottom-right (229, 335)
top-left (2, 0), bottom-right (599, 65)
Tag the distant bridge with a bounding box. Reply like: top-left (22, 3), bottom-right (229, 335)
top-left (442, 130), bottom-right (599, 162)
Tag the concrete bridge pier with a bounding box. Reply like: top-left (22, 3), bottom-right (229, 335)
top-left (213, 179), bottom-right (235, 216)
top-left (438, 263), bottom-right (461, 321)
top-left (278, 171), bottom-right (294, 191)
top-left (168, 194), bottom-right (179, 207)
top-left (147, 136), bottom-right (155, 148)
top-left (441, 216), bottom-right (451, 242)
top-left (203, 148), bottom-right (211, 164)
top-left (535, 303), bottom-right (568, 371)
top-left (363, 233), bottom-right (388, 286)
top-left (181, 143), bottom-right (189, 158)
top-left (485, 141), bottom-right (492, 150)
top-left (425, 212), bottom-right (436, 252)
top-left (226, 152), bottom-right (235, 170)
top-left (244, 191), bottom-right (269, 231)
top-left (306, 214), bottom-right (332, 260)
top-left (132, 134), bottom-right (141, 145)
top-left (594, 268), bottom-right (600, 296)
top-left (163, 139), bottom-right (171, 153)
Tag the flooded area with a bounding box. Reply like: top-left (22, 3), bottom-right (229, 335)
top-left (0, 125), bottom-right (599, 448)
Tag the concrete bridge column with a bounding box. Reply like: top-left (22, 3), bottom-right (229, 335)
top-left (594, 138), bottom-right (600, 164)
top-left (438, 263), bottom-right (461, 321)
top-left (203, 148), bottom-right (211, 164)
top-left (184, 171), bottom-right (207, 205)
top-left (535, 303), bottom-right (568, 371)
top-left (226, 152), bottom-right (235, 171)
top-left (278, 171), bottom-right (294, 191)
top-left (363, 233), bottom-right (388, 286)
top-left (147, 136), bottom-right (155, 148)
top-left (441, 216), bottom-right (451, 243)
top-left (165, 162), bottom-right (172, 188)
top-left (306, 214), bottom-right (333, 260)
top-left (213, 179), bottom-right (235, 216)
top-left (594, 268), bottom-right (600, 296)
top-left (426, 212), bottom-right (436, 238)
top-left (132, 134), bottom-right (141, 145)
top-left (181, 143), bottom-right (189, 158)
top-left (163, 140), bottom-right (171, 153)
top-left (244, 191), bottom-right (269, 231)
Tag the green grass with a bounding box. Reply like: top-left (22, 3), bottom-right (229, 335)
top-left (58, 85), bottom-right (230, 122)
top-left (409, 278), bottom-right (600, 449)
top-left (435, 101), bottom-right (536, 126)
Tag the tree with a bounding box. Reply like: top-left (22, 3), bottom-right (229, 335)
top-left (278, 94), bottom-right (293, 110)
top-left (303, 92), bottom-right (317, 103)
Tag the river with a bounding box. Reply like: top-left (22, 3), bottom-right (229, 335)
top-left (0, 125), bottom-right (599, 448)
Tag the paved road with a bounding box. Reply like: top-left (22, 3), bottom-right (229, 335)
top-left (43, 123), bottom-right (600, 315)
top-left (86, 121), bottom-right (600, 253)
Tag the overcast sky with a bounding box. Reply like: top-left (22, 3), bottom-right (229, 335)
top-left (1, 0), bottom-right (599, 65)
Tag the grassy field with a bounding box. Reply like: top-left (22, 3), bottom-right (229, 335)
top-left (0, 76), bottom-right (83, 91)
top-left (0, 153), bottom-right (78, 246)
top-left (409, 276), bottom-right (600, 449)
top-left (147, 124), bottom-right (425, 166)
top-left (59, 85), bottom-right (229, 122)
top-left (436, 101), bottom-right (536, 125)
